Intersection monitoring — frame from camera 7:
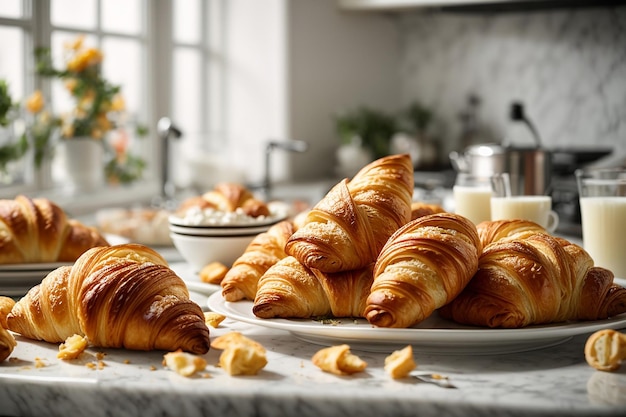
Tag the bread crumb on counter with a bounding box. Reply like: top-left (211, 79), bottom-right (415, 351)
top-left (585, 329), bottom-right (626, 372)
top-left (384, 345), bottom-right (417, 379)
top-left (210, 332), bottom-right (267, 376)
top-left (57, 334), bottom-right (88, 360)
top-left (199, 262), bottom-right (229, 284)
top-left (312, 344), bottom-right (367, 376)
top-left (163, 349), bottom-right (208, 377)
top-left (204, 312), bottom-right (226, 328)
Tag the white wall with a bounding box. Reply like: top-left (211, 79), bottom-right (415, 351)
top-left (222, 0), bottom-right (401, 185)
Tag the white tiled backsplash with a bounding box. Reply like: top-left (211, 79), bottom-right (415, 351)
top-left (398, 6), bottom-right (626, 162)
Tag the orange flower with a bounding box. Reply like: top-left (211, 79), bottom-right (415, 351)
top-left (111, 94), bottom-right (125, 112)
top-left (65, 79), bottom-right (77, 93)
top-left (25, 90), bottom-right (45, 114)
top-left (66, 35), bottom-right (85, 51)
top-left (66, 47), bottom-right (103, 72)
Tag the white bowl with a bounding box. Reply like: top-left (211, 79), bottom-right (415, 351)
top-left (168, 223), bottom-right (272, 237)
top-left (170, 232), bottom-right (256, 272)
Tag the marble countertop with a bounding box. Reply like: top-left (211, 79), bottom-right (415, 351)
top-left (1, 260), bottom-right (626, 417)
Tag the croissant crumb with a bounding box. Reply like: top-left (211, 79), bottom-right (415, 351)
top-left (585, 329), bottom-right (626, 372)
top-left (199, 262), bottom-right (229, 284)
top-left (211, 332), bottom-right (267, 376)
top-left (312, 344), bottom-right (367, 376)
top-left (384, 345), bottom-right (417, 379)
top-left (204, 312), bottom-right (226, 328)
top-left (57, 334), bottom-right (88, 360)
top-left (163, 350), bottom-right (208, 377)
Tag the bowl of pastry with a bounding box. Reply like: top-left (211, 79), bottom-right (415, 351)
top-left (169, 183), bottom-right (289, 271)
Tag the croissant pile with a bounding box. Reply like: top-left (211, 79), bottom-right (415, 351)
top-left (7, 243), bottom-right (211, 354)
top-left (0, 195), bottom-right (109, 264)
top-left (177, 182), bottom-right (270, 218)
top-left (225, 153), bottom-right (626, 331)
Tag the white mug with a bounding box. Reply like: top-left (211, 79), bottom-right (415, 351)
top-left (490, 195), bottom-right (559, 233)
top-left (490, 172), bottom-right (559, 233)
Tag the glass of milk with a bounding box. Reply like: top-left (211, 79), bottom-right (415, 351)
top-left (490, 173), bottom-right (559, 233)
top-left (453, 172), bottom-right (502, 225)
top-left (576, 168), bottom-right (626, 278)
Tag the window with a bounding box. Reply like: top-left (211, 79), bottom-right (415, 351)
top-left (0, 0), bottom-right (228, 214)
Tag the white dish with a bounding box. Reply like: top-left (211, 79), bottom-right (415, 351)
top-left (207, 278), bottom-right (626, 355)
top-left (0, 263), bottom-right (71, 298)
top-left (169, 224), bottom-right (269, 237)
top-left (0, 262), bottom-right (71, 272)
top-left (168, 262), bottom-right (222, 296)
top-left (168, 213), bottom-right (287, 229)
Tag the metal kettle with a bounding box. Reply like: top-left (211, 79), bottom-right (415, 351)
top-left (449, 102), bottom-right (551, 195)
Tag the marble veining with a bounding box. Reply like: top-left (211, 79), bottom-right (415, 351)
top-left (1, 262), bottom-right (625, 417)
top-left (399, 6), bottom-right (626, 161)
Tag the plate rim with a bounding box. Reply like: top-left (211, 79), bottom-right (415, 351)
top-left (206, 278), bottom-right (626, 351)
top-left (0, 262), bottom-right (72, 272)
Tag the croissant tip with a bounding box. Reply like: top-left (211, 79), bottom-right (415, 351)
top-left (365, 309), bottom-right (394, 328)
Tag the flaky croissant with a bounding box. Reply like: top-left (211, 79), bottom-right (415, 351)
top-left (221, 220), bottom-right (295, 301)
top-left (365, 213), bottom-right (482, 328)
top-left (410, 201), bottom-right (446, 220)
top-left (0, 195), bottom-right (109, 264)
top-left (253, 256), bottom-right (374, 319)
top-left (439, 232), bottom-right (626, 328)
top-left (476, 219), bottom-right (546, 249)
top-left (177, 182), bottom-right (270, 218)
top-left (7, 244), bottom-right (210, 354)
top-left (285, 154), bottom-right (413, 273)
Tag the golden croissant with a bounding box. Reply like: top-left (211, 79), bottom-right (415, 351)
top-left (253, 256), bottom-right (374, 319)
top-left (221, 220), bottom-right (295, 301)
top-left (7, 243), bottom-right (211, 354)
top-left (476, 219), bottom-right (546, 248)
top-left (0, 195), bottom-right (109, 264)
top-left (365, 213), bottom-right (482, 328)
top-left (439, 232), bottom-right (626, 328)
top-left (285, 154), bottom-right (413, 273)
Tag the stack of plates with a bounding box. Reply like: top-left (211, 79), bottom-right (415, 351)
top-left (0, 263), bottom-right (71, 298)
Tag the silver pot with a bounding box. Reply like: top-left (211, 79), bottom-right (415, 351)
top-left (450, 143), bottom-right (551, 195)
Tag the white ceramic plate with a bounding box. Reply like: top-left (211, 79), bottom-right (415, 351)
top-left (207, 278), bottom-right (626, 355)
top-left (168, 212), bottom-right (288, 229)
top-left (169, 224), bottom-right (269, 237)
top-left (168, 262), bottom-right (221, 296)
top-left (0, 263), bottom-right (71, 298)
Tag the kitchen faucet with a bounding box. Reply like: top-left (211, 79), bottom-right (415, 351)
top-left (260, 139), bottom-right (309, 200)
top-left (156, 117), bottom-right (182, 207)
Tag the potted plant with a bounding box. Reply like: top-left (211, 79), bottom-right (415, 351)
top-left (334, 106), bottom-right (397, 177)
top-left (28, 35), bottom-right (146, 191)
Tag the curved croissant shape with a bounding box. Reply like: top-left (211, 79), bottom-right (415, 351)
top-left (253, 256), bottom-right (374, 319)
top-left (285, 154), bottom-right (413, 273)
top-left (7, 244), bottom-right (211, 354)
top-left (439, 232), bottom-right (626, 328)
top-left (476, 219), bottom-right (546, 249)
top-left (221, 220), bottom-right (295, 301)
top-left (365, 213), bottom-right (482, 328)
top-left (0, 195), bottom-right (109, 264)
top-left (177, 183), bottom-right (270, 218)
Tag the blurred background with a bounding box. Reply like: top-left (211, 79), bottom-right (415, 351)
top-left (0, 0), bottom-right (624, 234)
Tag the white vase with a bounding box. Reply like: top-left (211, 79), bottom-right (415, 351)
top-left (56, 139), bottom-right (105, 193)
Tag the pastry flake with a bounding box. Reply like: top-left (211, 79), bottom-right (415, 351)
top-left (585, 329), bottom-right (626, 372)
top-left (204, 312), bottom-right (226, 328)
top-left (312, 344), bottom-right (367, 376)
top-left (384, 345), bottom-right (417, 379)
top-left (163, 350), bottom-right (207, 377)
top-left (210, 331), bottom-right (267, 376)
top-left (57, 334), bottom-right (88, 360)
top-left (199, 262), bottom-right (229, 284)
